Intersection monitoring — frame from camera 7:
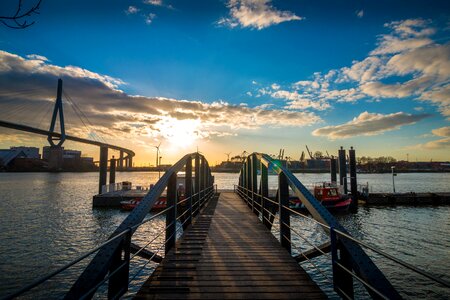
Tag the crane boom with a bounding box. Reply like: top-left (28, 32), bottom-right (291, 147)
top-left (305, 145), bottom-right (314, 159)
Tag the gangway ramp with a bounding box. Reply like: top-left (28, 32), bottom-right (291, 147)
top-left (136, 192), bottom-right (325, 299)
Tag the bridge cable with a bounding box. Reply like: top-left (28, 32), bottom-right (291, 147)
top-left (63, 91), bottom-right (108, 144)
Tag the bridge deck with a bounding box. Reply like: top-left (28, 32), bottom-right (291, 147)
top-left (135, 192), bottom-right (325, 299)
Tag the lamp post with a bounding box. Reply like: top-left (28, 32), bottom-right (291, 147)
top-left (391, 166), bottom-right (397, 193)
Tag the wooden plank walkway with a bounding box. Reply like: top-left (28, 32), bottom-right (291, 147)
top-left (135, 192), bottom-right (325, 299)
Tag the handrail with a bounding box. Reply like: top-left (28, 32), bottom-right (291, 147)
top-left (65, 152), bottom-right (213, 299)
top-left (235, 173), bottom-right (450, 293)
top-left (4, 152), bottom-right (215, 300)
top-left (235, 153), bottom-right (402, 299)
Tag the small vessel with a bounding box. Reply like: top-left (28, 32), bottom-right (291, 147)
top-left (120, 197), bottom-right (168, 211)
top-left (290, 182), bottom-right (352, 211)
top-left (120, 177), bottom-right (187, 211)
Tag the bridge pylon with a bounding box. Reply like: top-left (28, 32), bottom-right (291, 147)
top-left (47, 79), bottom-right (66, 171)
top-left (48, 79), bottom-right (66, 147)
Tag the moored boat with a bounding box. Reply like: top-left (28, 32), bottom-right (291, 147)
top-left (290, 182), bottom-right (352, 211)
top-left (120, 176), bottom-right (187, 211)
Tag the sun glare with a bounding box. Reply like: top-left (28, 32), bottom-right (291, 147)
top-left (157, 118), bottom-right (200, 148)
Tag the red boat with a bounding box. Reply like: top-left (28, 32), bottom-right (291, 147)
top-left (120, 178), bottom-right (186, 211)
top-left (120, 197), bottom-right (168, 211)
top-left (290, 182), bottom-right (352, 211)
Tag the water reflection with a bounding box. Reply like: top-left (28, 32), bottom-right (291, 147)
top-left (0, 172), bottom-right (449, 299)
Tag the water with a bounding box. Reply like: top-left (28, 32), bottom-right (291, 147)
top-left (0, 172), bottom-right (449, 299)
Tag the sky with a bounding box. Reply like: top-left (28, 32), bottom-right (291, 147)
top-left (0, 0), bottom-right (449, 165)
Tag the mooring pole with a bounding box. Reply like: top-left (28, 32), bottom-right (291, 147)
top-left (349, 147), bottom-right (357, 208)
top-left (109, 156), bottom-right (116, 185)
top-left (99, 146), bottom-right (108, 194)
top-left (338, 147), bottom-right (347, 194)
top-left (330, 156), bottom-right (337, 184)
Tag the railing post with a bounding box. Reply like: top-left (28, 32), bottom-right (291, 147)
top-left (278, 172), bottom-right (291, 254)
top-left (242, 163), bottom-right (247, 202)
top-left (165, 172), bottom-right (177, 254)
top-left (194, 153), bottom-right (200, 216)
top-left (107, 229), bottom-right (131, 299)
top-left (251, 154), bottom-right (258, 215)
top-left (261, 161), bottom-right (270, 229)
top-left (330, 227), bottom-right (354, 299)
top-left (200, 156), bottom-right (205, 208)
top-left (185, 157), bottom-right (192, 228)
top-left (246, 158), bottom-right (251, 207)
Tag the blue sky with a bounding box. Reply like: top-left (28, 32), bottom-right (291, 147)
top-left (0, 0), bottom-right (449, 164)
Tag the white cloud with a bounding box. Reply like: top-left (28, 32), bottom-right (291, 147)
top-left (409, 126), bottom-right (450, 150)
top-left (432, 126), bottom-right (450, 137)
top-left (356, 10), bottom-right (364, 18)
top-left (270, 90), bottom-right (331, 110)
top-left (26, 54), bottom-right (49, 62)
top-left (371, 19), bottom-right (435, 55)
top-left (144, 0), bottom-right (162, 6)
top-left (271, 83), bottom-right (280, 90)
top-left (125, 6), bottom-right (140, 15)
top-left (312, 111), bottom-right (430, 139)
top-left (145, 13), bottom-right (156, 25)
top-left (218, 0), bottom-right (302, 30)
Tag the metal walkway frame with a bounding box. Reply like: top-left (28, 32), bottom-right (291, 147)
top-left (236, 153), bottom-right (402, 299)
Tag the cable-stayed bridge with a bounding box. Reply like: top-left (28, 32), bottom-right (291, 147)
top-left (0, 79), bottom-right (134, 193)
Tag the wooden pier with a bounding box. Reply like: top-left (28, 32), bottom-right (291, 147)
top-left (135, 192), bottom-right (325, 299)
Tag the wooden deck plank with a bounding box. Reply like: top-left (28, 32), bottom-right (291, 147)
top-left (135, 192), bottom-right (325, 299)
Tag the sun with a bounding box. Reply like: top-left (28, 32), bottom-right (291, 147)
top-left (157, 118), bottom-right (201, 148)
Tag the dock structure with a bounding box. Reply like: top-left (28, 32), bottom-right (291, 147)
top-left (136, 192), bottom-right (325, 299)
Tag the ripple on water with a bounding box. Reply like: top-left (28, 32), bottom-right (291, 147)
top-left (0, 172), bottom-right (449, 299)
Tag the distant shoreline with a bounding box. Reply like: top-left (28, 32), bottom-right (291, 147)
top-left (2, 169), bottom-right (449, 174)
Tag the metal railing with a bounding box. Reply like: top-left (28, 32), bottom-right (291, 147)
top-left (235, 153), bottom-right (450, 299)
top-left (3, 152), bottom-right (215, 300)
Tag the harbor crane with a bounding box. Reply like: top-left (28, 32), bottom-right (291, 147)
top-left (225, 152), bottom-right (231, 162)
top-left (305, 145), bottom-right (314, 159)
top-left (299, 151), bottom-right (305, 162)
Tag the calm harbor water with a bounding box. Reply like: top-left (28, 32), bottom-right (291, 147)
top-left (0, 171), bottom-right (449, 299)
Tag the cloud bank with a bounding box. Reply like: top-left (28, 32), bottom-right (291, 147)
top-left (255, 18), bottom-right (449, 118)
top-left (0, 50), bottom-right (320, 147)
top-left (312, 111), bottom-right (430, 139)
